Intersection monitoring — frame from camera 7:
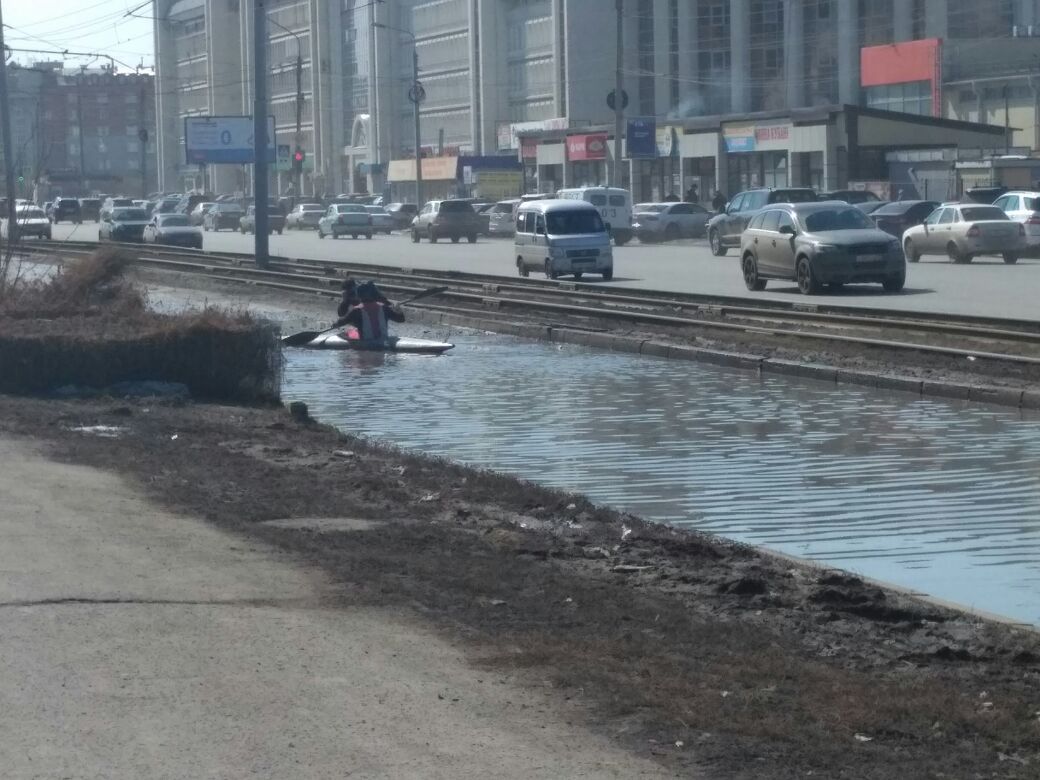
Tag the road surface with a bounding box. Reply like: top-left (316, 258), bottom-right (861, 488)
top-left (49, 222), bottom-right (1040, 321)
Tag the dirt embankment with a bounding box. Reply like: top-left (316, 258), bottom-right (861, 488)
top-left (2, 394), bottom-right (1036, 780)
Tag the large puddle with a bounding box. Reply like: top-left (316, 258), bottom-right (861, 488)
top-left (284, 327), bottom-right (1040, 625)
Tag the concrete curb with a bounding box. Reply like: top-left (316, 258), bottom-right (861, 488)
top-left (407, 307), bottom-right (1038, 411)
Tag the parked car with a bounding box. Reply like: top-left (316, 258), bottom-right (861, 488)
top-left (487, 199), bottom-right (520, 236)
top-left (203, 203), bottom-right (245, 231)
top-left (870, 200), bottom-right (939, 238)
top-left (633, 202), bottom-right (711, 242)
top-left (515, 199), bottom-right (613, 281)
top-left (99, 207), bottom-right (150, 242)
top-left (143, 213), bottom-right (203, 248)
top-left (100, 197), bottom-right (135, 221)
top-left (239, 205), bottom-right (285, 235)
top-left (48, 197), bottom-right (82, 224)
top-left (318, 203), bottom-right (372, 239)
top-left (901, 203), bottom-right (1024, 264)
top-left (557, 186), bottom-right (634, 245)
top-left (410, 199), bottom-right (482, 243)
top-left (385, 202), bottom-right (418, 230)
top-left (2, 206), bottom-right (52, 239)
top-left (856, 200), bottom-right (890, 216)
top-left (364, 205), bottom-right (395, 234)
top-left (822, 190), bottom-right (881, 204)
top-left (78, 198), bottom-right (102, 222)
top-left (286, 203), bottom-right (324, 230)
top-left (189, 202), bottom-right (214, 225)
top-left (707, 188), bottom-right (818, 255)
top-left (739, 201), bottom-right (905, 295)
top-left (992, 191), bottom-right (1040, 251)
top-left (473, 202), bottom-right (494, 236)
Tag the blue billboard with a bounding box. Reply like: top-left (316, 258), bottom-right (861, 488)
top-left (626, 117), bottom-right (657, 159)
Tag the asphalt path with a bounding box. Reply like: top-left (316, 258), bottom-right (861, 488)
top-left (47, 222), bottom-right (1040, 321)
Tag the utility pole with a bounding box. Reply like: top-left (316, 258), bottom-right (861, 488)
top-left (613, 0), bottom-right (624, 187)
top-left (412, 46), bottom-right (423, 206)
top-left (253, 0), bottom-right (269, 268)
top-left (0, 1), bottom-right (18, 260)
top-left (294, 49), bottom-right (302, 197)
top-left (138, 81), bottom-right (147, 198)
top-left (77, 70), bottom-right (86, 195)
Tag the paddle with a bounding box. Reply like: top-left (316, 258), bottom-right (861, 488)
top-left (281, 285), bottom-right (450, 347)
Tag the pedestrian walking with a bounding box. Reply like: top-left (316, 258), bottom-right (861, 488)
top-left (685, 183), bottom-right (699, 203)
top-left (711, 189), bottom-right (727, 213)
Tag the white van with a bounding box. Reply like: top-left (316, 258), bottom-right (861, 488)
top-left (556, 186), bottom-right (633, 245)
top-left (514, 199), bottom-right (613, 281)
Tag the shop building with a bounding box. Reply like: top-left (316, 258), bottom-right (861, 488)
top-left (520, 105), bottom-right (1009, 202)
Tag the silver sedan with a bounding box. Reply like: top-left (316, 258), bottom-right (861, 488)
top-left (902, 204), bottom-right (1025, 264)
top-left (633, 202), bottom-right (711, 242)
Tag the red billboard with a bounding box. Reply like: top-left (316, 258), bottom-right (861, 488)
top-left (861, 38), bottom-right (942, 117)
top-left (567, 133), bottom-right (608, 161)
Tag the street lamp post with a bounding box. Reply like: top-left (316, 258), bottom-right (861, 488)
top-left (269, 17), bottom-right (304, 198)
top-left (373, 22), bottom-right (424, 207)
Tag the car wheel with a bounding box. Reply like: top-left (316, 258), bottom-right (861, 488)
top-left (664, 224), bottom-right (680, 242)
top-left (467, 234), bottom-right (477, 244)
top-left (882, 273), bottom-right (906, 292)
top-left (1003, 252), bottom-right (1019, 264)
top-left (240, 226), bottom-right (246, 234)
top-left (742, 253), bottom-right (767, 291)
top-left (947, 242), bottom-right (970, 264)
top-left (573, 272), bottom-right (583, 280)
top-left (318, 227), bottom-right (325, 239)
top-left (709, 229), bottom-right (728, 256)
top-left (365, 232), bottom-right (372, 239)
top-left (544, 260), bottom-right (558, 280)
top-left (277, 228), bottom-right (283, 235)
top-left (614, 234), bottom-right (630, 246)
top-left (517, 257), bottom-right (529, 277)
top-left (796, 256), bottom-right (821, 295)
top-left (204, 224), bottom-right (210, 232)
top-left (451, 235), bottom-right (460, 243)
top-left (351, 233), bottom-right (358, 239)
top-left (411, 229), bottom-right (420, 243)
top-left (428, 228), bottom-right (437, 243)
top-left (903, 239), bottom-right (919, 262)
top-left (601, 267), bottom-right (613, 281)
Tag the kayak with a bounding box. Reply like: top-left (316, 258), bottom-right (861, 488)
top-left (304, 329), bottom-right (454, 354)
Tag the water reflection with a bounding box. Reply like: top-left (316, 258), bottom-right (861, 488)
top-left (284, 328), bottom-right (1040, 624)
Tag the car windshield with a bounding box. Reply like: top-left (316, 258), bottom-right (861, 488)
top-left (546, 210), bottom-right (605, 234)
top-left (160, 216), bottom-right (189, 226)
top-left (217, 204), bottom-right (241, 212)
top-left (365, 206), bottom-right (387, 214)
top-left (18, 208), bottom-right (45, 218)
top-left (113, 209), bottom-right (148, 221)
top-left (301, 204), bottom-right (322, 211)
top-left (773, 190), bottom-right (818, 204)
top-left (637, 204), bottom-right (668, 212)
top-left (112, 199), bottom-right (134, 207)
top-left (960, 206), bottom-right (1007, 221)
top-left (337, 205), bottom-right (365, 213)
top-left (801, 207), bottom-right (873, 232)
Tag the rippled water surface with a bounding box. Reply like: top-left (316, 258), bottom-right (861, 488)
top-left (284, 327), bottom-right (1040, 624)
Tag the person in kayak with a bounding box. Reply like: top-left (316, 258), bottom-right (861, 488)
top-left (337, 278), bottom-right (360, 318)
top-left (336, 280), bottom-right (404, 343)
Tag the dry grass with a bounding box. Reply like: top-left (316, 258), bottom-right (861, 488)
top-left (0, 250), bottom-right (281, 401)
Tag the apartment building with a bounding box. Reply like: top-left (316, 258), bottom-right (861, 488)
top-left (153, 0), bottom-right (1040, 197)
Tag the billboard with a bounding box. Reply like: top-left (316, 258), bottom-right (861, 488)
top-left (184, 116), bottom-right (276, 164)
top-left (567, 133), bottom-right (608, 161)
top-left (626, 117), bottom-right (657, 159)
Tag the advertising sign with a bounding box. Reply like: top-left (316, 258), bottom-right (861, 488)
top-left (626, 117), bottom-right (657, 159)
top-left (567, 133), bottom-right (608, 161)
top-left (184, 116), bottom-right (276, 164)
top-left (475, 170), bottom-right (523, 200)
top-left (656, 125), bottom-right (678, 157)
top-left (277, 144), bottom-right (291, 171)
top-left (520, 138), bottom-right (538, 159)
top-left (754, 125), bottom-right (790, 143)
top-left (722, 125), bottom-right (756, 153)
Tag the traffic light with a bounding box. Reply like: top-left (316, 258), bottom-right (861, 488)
top-left (292, 148), bottom-right (305, 172)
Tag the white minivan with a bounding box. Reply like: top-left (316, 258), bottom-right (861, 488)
top-left (556, 186), bottom-right (633, 245)
top-left (514, 199), bottom-right (613, 281)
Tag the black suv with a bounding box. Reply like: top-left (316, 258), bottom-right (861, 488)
top-left (707, 188), bottom-right (818, 256)
top-left (78, 198), bottom-right (102, 222)
top-left (49, 197), bottom-right (82, 224)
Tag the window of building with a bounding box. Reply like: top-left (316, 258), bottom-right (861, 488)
top-left (864, 80), bottom-right (933, 116)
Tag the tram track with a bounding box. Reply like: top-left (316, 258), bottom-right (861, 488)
top-left (18, 238), bottom-right (1040, 369)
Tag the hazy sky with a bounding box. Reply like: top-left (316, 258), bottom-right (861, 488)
top-left (3, 0), bottom-right (154, 72)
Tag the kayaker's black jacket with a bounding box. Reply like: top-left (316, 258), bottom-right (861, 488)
top-left (333, 302), bottom-right (405, 332)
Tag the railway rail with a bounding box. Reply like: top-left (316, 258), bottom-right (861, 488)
top-left (16, 238), bottom-right (1040, 368)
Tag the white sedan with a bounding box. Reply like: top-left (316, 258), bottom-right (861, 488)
top-left (633, 202), bottom-right (711, 242)
top-left (2, 206), bottom-right (52, 239)
top-left (902, 204), bottom-right (1025, 264)
top-left (365, 205), bottom-right (394, 234)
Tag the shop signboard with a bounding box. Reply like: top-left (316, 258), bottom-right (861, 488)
top-left (475, 170), bottom-right (523, 200)
top-left (626, 117), bottom-right (657, 159)
top-left (520, 138), bottom-right (538, 159)
top-left (567, 133), bottom-right (608, 161)
top-left (497, 118), bottom-right (568, 150)
top-left (723, 125), bottom-right (756, 153)
top-left (656, 125), bottom-right (678, 157)
top-left (754, 125), bottom-right (790, 143)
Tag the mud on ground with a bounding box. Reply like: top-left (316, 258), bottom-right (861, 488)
top-left (2, 394), bottom-right (1037, 780)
